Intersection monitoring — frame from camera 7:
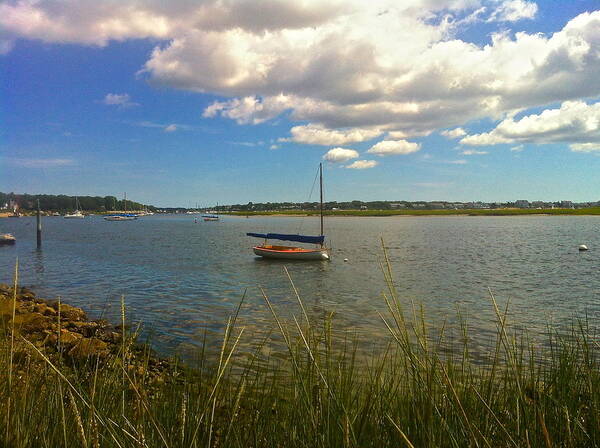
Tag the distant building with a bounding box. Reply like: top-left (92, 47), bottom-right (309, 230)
top-left (560, 200), bottom-right (574, 209)
top-left (429, 202), bottom-right (445, 209)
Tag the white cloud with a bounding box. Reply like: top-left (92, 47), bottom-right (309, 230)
top-left (510, 144), bottom-right (524, 151)
top-left (448, 159), bottom-right (468, 164)
top-left (137, 121), bottom-right (189, 131)
top-left (101, 93), bottom-right (137, 107)
top-left (461, 149), bottom-right (488, 155)
top-left (441, 127), bottom-right (467, 139)
top-left (460, 101), bottom-right (600, 148)
top-left (323, 147), bottom-right (360, 163)
top-left (2, 2), bottom-right (600, 143)
top-left (570, 143), bottom-right (600, 153)
top-left (367, 139), bottom-right (421, 156)
top-left (286, 124), bottom-right (382, 146)
top-left (270, 144), bottom-right (279, 150)
top-left (346, 160), bottom-right (378, 169)
top-left (7, 157), bottom-right (76, 168)
top-left (202, 95), bottom-right (293, 124)
top-left (487, 0), bottom-right (538, 22)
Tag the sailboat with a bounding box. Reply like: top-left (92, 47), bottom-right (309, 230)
top-left (203, 203), bottom-right (219, 221)
top-left (104, 193), bottom-right (137, 221)
top-left (64, 197), bottom-right (85, 218)
top-left (247, 163), bottom-right (330, 261)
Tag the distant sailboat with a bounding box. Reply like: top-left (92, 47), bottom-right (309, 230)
top-left (247, 163), bottom-right (330, 261)
top-left (203, 203), bottom-right (220, 221)
top-left (104, 193), bottom-right (137, 221)
top-left (64, 197), bottom-right (85, 218)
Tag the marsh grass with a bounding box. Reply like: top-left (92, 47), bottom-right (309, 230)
top-left (2, 250), bottom-right (600, 447)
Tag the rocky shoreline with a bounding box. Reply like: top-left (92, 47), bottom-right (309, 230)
top-left (0, 283), bottom-right (172, 380)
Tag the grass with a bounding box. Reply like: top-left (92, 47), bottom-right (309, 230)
top-left (230, 207), bottom-right (600, 217)
top-left (2, 251), bottom-right (600, 447)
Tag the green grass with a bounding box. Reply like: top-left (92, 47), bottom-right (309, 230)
top-left (3, 255), bottom-right (600, 447)
top-left (230, 207), bottom-right (600, 217)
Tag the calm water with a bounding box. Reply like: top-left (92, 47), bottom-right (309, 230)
top-left (1, 215), bottom-right (598, 356)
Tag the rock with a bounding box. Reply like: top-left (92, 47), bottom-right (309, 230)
top-left (46, 329), bottom-right (84, 347)
top-left (12, 312), bottom-right (51, 333)
top-left (67, 321), bottom-right (99, 337)
top-left (20, 293), bottom-right (36, 302)
top-left (35, 303), bottom-right (57, 317)
top-left (57, 303), bottom-right (87, 322)
top-left (68, 338), bottom-right (109, 359)
top-left (102, 331), bottom-right (122, 344)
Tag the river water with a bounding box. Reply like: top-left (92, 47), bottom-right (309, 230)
top-left (1, 214), bottom-right (598, 356)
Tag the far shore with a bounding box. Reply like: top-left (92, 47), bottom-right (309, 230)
top-left (4, 207), bottom-right (600, 218)
top-left (228, 207), bottom-right (600, 217)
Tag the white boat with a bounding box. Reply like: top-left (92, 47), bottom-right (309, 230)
top-left (0, 233), bottom-right (16, 245)
top-left (247, 163), bottom-right (330, 261)
top-left (64, 197), bottom-right (85, 218)
top-left (64, 210), bottom-right (85, 219)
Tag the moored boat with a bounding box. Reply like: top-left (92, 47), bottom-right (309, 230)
top-left (64, 197), bottom-right (85, 218)
top-left (0, 233), bottom-right (16, 245)
top-left (104, 214), bottom-right (137, 221)
top-left (247, 163), bottom-right (330, 261)
top-left (64, 210), bottom-right (85, 219)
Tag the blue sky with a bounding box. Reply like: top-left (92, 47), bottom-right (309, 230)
top-left (1, 0), bottom-right (599, 206)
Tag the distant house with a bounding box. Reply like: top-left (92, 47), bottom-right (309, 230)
top-left (560, 201), bottom-right (574, 209)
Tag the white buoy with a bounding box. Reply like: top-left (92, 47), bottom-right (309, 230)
top-left (343, 258), bottom-right (349, 262)
top-left (579, 244), bottom-right (589, 251)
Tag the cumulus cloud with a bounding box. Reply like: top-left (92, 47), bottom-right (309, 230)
top-left (441, 127), bottom-right (467, 139)
top-left (286, 124), bottom-right (382, 146)
top-left (460, 101), bottom-right (600, 149)
top-left (346, 160), bottom-right (378, 169)
top-left (322, 147), bottom-right (360, 163)
top-left (487, 0), bottom-right (538, 22)
top-left (101, 93), bottom-right (138, 107)
top-left (570, 143), bottom-right (600, 153)
top-left (202, 95), bottom-right (293, 124)
top-left (3, 1), bottom-right (600, 145)
top-left (367, 140), bottom-right (421, 156)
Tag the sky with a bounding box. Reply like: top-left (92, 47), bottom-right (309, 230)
top-left (1, 0), bottom-right (599, 207)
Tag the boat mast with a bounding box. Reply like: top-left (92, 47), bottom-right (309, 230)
top-left (319, 162), bottom-right (324, 245)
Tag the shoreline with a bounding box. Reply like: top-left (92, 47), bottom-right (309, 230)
top-left (228, 207), bottom-right (600, 217)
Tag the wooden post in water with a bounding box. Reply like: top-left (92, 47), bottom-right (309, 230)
top-left (36, 199), bottom-right (42, 248)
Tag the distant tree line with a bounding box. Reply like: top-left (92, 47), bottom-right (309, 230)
top-left (0, 192), bottom-right (155, 212)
